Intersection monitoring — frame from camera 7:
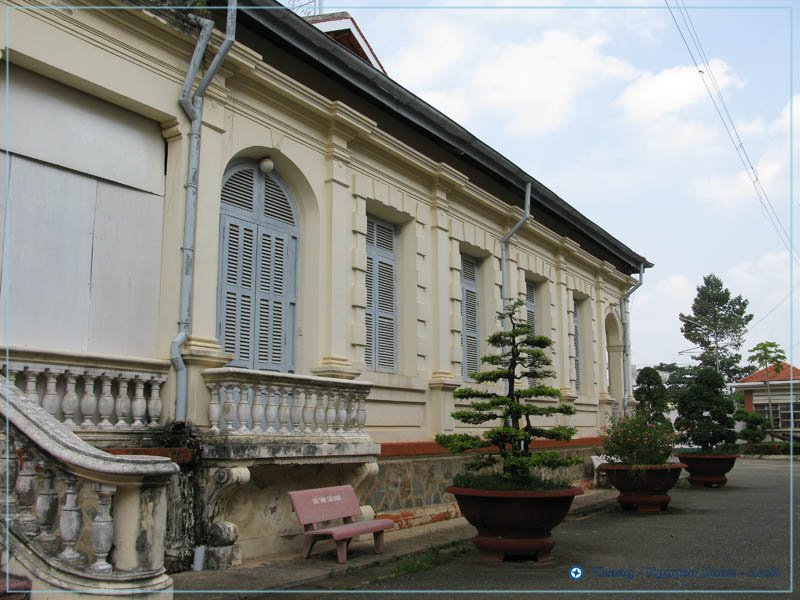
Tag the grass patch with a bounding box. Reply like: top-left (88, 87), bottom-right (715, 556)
top-left (390, 541), bottom-right (472, 577)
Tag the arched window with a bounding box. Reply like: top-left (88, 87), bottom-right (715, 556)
top-left (217, 161), bottom-right (299, 372)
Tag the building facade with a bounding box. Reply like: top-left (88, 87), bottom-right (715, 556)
top-left (1, 0), bottom-right (652, 589)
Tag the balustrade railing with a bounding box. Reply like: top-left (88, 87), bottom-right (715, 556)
top-left (0, 374), bottom-right (177, 593)
top-left (201, 368), bottom-right (371, 437)
top-left (2, 348), bottom-right (168, 432)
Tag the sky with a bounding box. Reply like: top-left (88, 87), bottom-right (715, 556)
top-left (305, 0), bottom-right (798, 371)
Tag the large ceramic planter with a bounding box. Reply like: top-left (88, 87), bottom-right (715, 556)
top-left (600, 463), bottom-right (686, 514)
top-left (446, 485), bottom-right (583, 562)
top-left (675, 454), bottom-right (738, 488)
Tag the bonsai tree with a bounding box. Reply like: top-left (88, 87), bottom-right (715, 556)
top-left (603, 368), bottom-right (675, 465)
top-left (633, 367), bottom-right (670, 425)
top-left (674, 367), bottom-right (737, 452)
top-left (733, 408), bottom-right (770, 444)
top-left (435, 299), bottom-right (582, 490)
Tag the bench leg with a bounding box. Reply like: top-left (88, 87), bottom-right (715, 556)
top-left (373, 531), bottom-right (385, 555)
top-left (302, 536), bottom-right (317, 559)
top-left (335, 539), bottom-right (349, 564)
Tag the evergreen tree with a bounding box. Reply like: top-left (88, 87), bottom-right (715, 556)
top-left (679, 274), bottom-right (753, 384)
top-left (633, 367), bottom-right (670, 423)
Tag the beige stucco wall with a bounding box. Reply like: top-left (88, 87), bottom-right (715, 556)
top-left (0, 1), bottom-right (636, 440)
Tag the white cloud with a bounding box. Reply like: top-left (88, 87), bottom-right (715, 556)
top-left (616, 60), bottom-right (746, 122)
top-left (735, 117), bottom-right (767, 137)
top-left (388, 20), bottom-right (469, 89)
top-left (630, 274), bottom-right (697, 365)
top-left (471, 31), bottom-right (639, 135)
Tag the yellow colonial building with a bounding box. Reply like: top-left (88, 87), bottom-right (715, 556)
top-left (0, 0), bottom-right (651, 595)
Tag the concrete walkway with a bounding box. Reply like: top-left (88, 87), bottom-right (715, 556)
top-left (172, 458), bottom-right (799, 599)
top-left (172, 487), bottom-right (619, 597)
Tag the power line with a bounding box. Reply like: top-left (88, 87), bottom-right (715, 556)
top-left (664, 0), bottom-right (799, 265)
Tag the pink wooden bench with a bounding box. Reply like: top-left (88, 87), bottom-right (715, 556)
top-left (288, 485), bottom-right (394, 564)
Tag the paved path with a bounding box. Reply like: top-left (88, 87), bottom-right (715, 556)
top-left (174, 458), bottom-right (798, 599)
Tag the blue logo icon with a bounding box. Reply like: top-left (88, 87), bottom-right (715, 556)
top-left (569, 566), bottom-right (584, 580)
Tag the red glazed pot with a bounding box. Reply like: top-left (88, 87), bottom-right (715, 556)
top-left (600, 463), bottom-right (686, 513)
top-left (675, 454), bottom-right (738, 488)
top-left (445, 485), bottom-right (583, 562)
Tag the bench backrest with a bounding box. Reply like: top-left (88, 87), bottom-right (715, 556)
top-left (288, 485), bottom-right (362, 526)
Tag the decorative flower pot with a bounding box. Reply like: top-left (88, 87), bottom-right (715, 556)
top-left (675, 454), bottom-right (738, 488)
top-left (446, 485), bottom-right (583, 562)
top-left (600, 463), bottom-right (686, 513)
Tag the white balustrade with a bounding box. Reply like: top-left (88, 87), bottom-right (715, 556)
top-left (1, 374), bottom-right (177, 589)
top-left (201, 368), bottom-right (372, 438)
top-left (2, 352), bottom-right (168, 432)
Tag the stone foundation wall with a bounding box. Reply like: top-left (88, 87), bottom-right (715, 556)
top-left (362, 446), bottom-right (596, 529)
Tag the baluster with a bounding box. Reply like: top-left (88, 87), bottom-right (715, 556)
top-left (58, 473), bottom-right (83, 564)
top-left (6, 368), bottom-right (19, 392)
top-left (302, 387), bottom-right (314, 434)
top-left (314, 389), bottom-right (326, 433)
top-left (222, 384), bottom-right (236, 433)
top-left (346, 392), bottom-right (358, 433)
top-left (23, 367), bottom-right (39, 405)
top-left (42, 368), bottom-right (60, 419)
top-left (34, 463), bottom-right (58, 548)
top-left (2, 432), bottom-right (18, 521)
top-left (114, 376), bottom-right (131, 430)
top-left (290, 385), bottom-right (302, 433)
top-left (252, 385), bottom-right (266, 434)
top-left (278, 386), bottom-right (290, 434)
top-left (265, 384), bottom-right (278, 434)
top-left (357, 391), bottom-right (367, 432)
top-left (97, 375), bottom-right (114, 430)
top-left (14, 440), bottom-right (39, 538)
top-left (237, 383), bottom-right (252, 434)
top-left (89, 484), bottom-right (116, 574)
top-left (131, 376), bottom-right (147, 429)
top-left (206, 383), bottom-right (221, 435)
top-left (325, 392), bottom-right (337, 434)
top-left (80, 372), bottom-right (98, 428)
top-left (61, 371), bottom-right (79, 429)
top-left (148, 378), bottom-right (164, 428)
top-left (336, 391), bottom-right (348, 434)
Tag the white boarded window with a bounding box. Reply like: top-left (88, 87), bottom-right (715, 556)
top-left (461, 255), bottom-right (480, 381)
top-left (573, 299), bottom-right (581, 393)
top-left (218, 163), bottom-right (298, 372)
top-left (365, 217), bottom-right (396, 373)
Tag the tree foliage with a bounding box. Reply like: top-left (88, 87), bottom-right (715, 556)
top-left (633, 367), bottom-right (670, 423)
top-left (679, 274), bottom-right (753, 383)
top-left (674, 367), bottom-right (737, 451)
top-left (435, 299), bottom-right (582, 488)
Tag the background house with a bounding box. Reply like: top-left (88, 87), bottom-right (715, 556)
top-left (734, 362), bottom-right (800, 439)
top-left (1, 0), bottom-right (652, 592)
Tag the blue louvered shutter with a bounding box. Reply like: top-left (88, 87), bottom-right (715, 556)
top-left (526, 280), bottom-right (536, 335)
top-left (461, 255), bottom-right (480, 381)
top-left (573, 299), bottom-right (581, 392)
top-left (219, 215), bottom-right (257, 368)
top-left (365, 218), bottom-right (396, 373)
top-left (254, 228), bottom-right (296, 372)
top-left (219, 162), bottom-right (298, 372)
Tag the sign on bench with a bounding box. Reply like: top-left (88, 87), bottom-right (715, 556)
top-left (288, 485), bottom-right (394, 564)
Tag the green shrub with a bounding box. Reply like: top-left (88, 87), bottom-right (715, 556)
top-left (674, 367), bottom-right (737, 451)
top-left (602, 412), bottom-right (676, 465)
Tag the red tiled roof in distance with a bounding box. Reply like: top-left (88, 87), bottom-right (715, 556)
top-left (739, 362), bottom-right (800, 383)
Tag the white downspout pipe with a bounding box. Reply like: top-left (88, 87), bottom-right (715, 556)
top-left (171, 2), bottom-right (237, 423)
top-left (620, 263), bottom-right (645, 415)
top-left (500, 182), bottom-right (532, 319)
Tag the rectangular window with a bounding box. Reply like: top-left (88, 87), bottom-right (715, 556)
top-left (365, 217), bottom-right (397, 373)
top-left (461, 255), bottom-right (480, 381)
top-left (525, 280), bottom-right (536, 335)
top-left (573, 299), bottom-right (581, 393)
